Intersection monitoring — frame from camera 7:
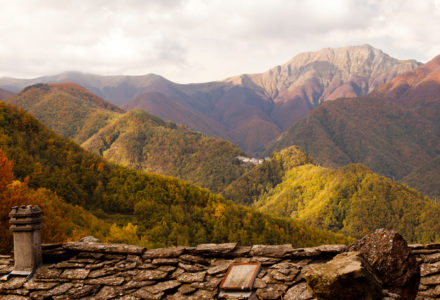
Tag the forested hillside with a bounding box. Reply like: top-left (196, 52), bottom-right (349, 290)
top-left (0, 102), bottom-right (349, 252)
top-left (225, 147), bottom-right (440, 243)
top-left (3, 83), bottom-right (123, 143)
top-left (82, 110), bottom-right (246, 193)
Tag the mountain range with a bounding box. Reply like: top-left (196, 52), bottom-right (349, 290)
top-left (268, 55), bottom-right (440, 197)
top-left (0, 45), bottom-right (420, 154)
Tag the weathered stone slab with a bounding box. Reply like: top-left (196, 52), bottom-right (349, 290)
top-left (421, 253), bottom-right (440, 264)
top-left (30, 283), bottom-right (73, 297)
top-left (256, 283), bottom-right (289, 299)
top-left (134, 287), bottom-right (164, 299)
top-left (24, 280), bottom-right (58, 290)
top-left (179, 254), bottom-right (209, 265)
top-left (0, 277), bottom-right (27, 290)
top-left (177, 271), bottom-right (206, 283)
top-left (421, 261), bottom-right (440, 277)
top-left (230, 246), bottom-right (252, 256)
top-left (60, 268), bottom-right (90, 280)
top-left (88, 267), bottom-right (119, 278)
top-left (178, 262), bottom-right (205, 272)
top-left (135, 270), bottom-right (168, 281)
top-left (178, 284), bottom-right (196, 294)
top-left (195, 243), bottom-right (237, 255)
top-left (305, 252), bottom-right (382, 300)
top-left (421, 274), bottom-right (440, 286)
top-left (138, 280), bottom-right (181, 294)
top-left (87, 276), bottom-right (125, 286)
top-left (316, 244), bottom-right (346, 254)
top-left (142, 247), bottom-right (186, 259)
top-left (250, 244), bottom-right (293, 257)
top-left (95, 286), bottom-right (122, 299)
top-left (284, 281), bottom-right (313, 300)
top-left (64, 242), bottom-right (145, 255)
top-left (152, 258), bottom-right (179, 265)
top-left (207, 261), bottom-right (231, 275)
top-left (34, 265), bottom-right (63, 279)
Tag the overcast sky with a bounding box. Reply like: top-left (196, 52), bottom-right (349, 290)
top-left (0, 0), bottom-right (439, 83)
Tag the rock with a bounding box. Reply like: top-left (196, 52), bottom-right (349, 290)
top-left (421, 261), bottom-right (440, 277)
top-left (349, 228), bottom-right (420, 299)
top-left (34, 266), bottom-right (63, 279)
top-left (23, 280), bottom-right (58, 290)
top-left (95, 286), bottom-right (122, 299)
top-left (178, 262), bottom-right (205, 272)
top-left (305, 251), bottom-right (383, 300)
top-left (186, 289), bottom-right (216, 299)
top-left (207, 261), bottom-right (231, 275)
top-left (134, 287), bottom-right (164, 299)
top-left (421, 273), bottom-right (440, 286)
top-left (179, 254), bottom-right (209, 265)
top-left (138, 280), bottom-right (181, 294)
top-left (79, 236), bottom-right (101, 243)
top-left (316, 244), bottom-right (347, 254)
top-left (152, 258), bottom-right (179, 265)
top-left (135, 270), bottom-right (169, 281)
top-left (177, 271), bottom-right (206, 283)
top-left (64, 242), bottom-right (145, 255)
top-left (60, 268), bottom-right (90, 279)
top-left (0, 277), bottom-right (27, 290)
top-left (30, 283), bottom-right (74, 297)
top-left (195, 243), bottom-right (237, 255)
top-left (229, 246), bottom-right (252, 256)
top-left (421, 253), bottom-right (440, 264)
top-left (66, 284), bottom-right (100, 298)
top-left (250, 244), bottom-right (293, 257)
top-left (142, 247), bottom-right (186, 259)
top-left (284, 282), bottom-right (313, 300)
top-left (256, 283), bottom-right (289, 299)
top-left (86, 276), bottom-right (125, 285)
top-left (178, 284), bottom-right (196, 294)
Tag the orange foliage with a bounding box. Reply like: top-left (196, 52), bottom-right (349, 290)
top-left (0, 150), bottom-right (70, 253)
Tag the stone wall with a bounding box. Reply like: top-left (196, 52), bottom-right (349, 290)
top-left (1, 241), bottom-right (440, 299)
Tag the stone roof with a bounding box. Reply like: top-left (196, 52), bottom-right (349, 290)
top-left (1, 241), bottom-right (440, 299)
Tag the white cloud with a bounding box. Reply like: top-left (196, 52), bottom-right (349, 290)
top-left (0, 0), bottom-right (439, 83)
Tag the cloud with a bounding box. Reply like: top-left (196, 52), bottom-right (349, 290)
top-left (0, 0), bottom-right (439, 83)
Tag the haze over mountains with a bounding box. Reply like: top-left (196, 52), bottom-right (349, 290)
top-left (0, 45), bottom-right (420, 154)
top-left (269, 54), bottom-right (440, 197)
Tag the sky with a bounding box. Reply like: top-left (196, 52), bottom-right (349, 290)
top-left (0, 0), bottom-right (439, 83)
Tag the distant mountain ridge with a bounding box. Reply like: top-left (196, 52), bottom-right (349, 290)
top-left (268, 54), bottom-right (440, 196)
top-left (0, 45), bottom-right (420, 154)
top-left (0, 88), bottom-right (14, 99)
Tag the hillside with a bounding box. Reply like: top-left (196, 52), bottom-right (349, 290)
top-left (0, 88), bottom-right (14, 100)
top-left (2, 83), bottom-right (124, 143)
top-left (223, 146), bottom-right (314, 205)
top-left (269, 54), bottom-right (440, 183)
top-left (0, 45), bottom-right (419, 154)
top-left (82, 109), bottom-right (246, 193)
top-left (225, 147), bottom-right (440, 243)
top-left (402, 156), bottom-right (440, 198)
top-left (0, 101), bottom-right (349, 249)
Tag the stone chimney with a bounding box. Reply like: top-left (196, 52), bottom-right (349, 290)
top-left (8, 205), bottom-right (43, 277)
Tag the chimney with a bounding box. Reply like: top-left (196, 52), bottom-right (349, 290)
top-left (8, 205), bottom-right (43, 278)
